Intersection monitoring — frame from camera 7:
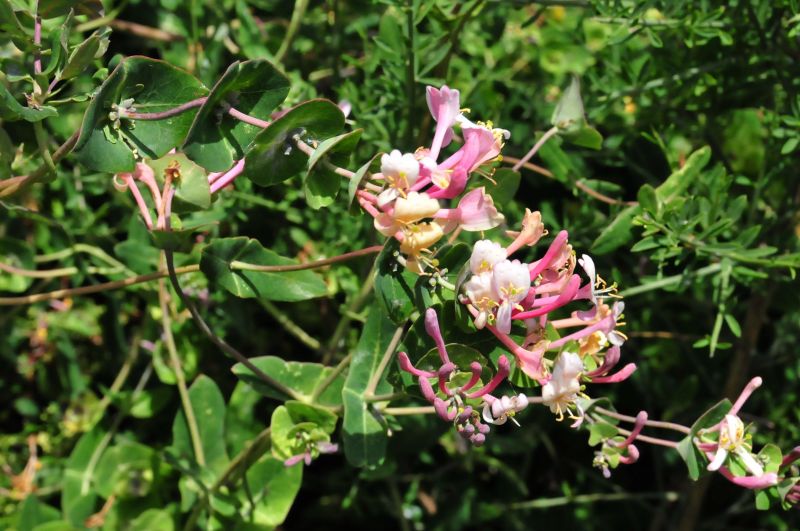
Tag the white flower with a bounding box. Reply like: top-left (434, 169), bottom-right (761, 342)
top-left (377, 150), bottom-right (420, 207)
top-left (707, 414), bottom-right (764, 476)
top-left (491, 259), bottom-right (531, 334)
top-left (469, 239), bottom-right (507, 274)
top-left (541, 352), bottom-right (584, 418)
top-left (464, 272), bottom-right (497, 329)
top-left (482, 394), bottom-right (529, 426)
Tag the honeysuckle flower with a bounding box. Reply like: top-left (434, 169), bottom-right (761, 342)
top-left (284, 441), bottom-right (339, 468)
top-left (469, 240), bottom-right (507, 274)
top-left (434, 187), bottom-right (505, 232)
top-left (392, 192), bottom-right (441, 224)
top-left (426, 85), bottom-right (461, 161)
top-left (706, 414), bottom-right (764, 475)
top-left (482, 394), bottom-right (529, 426)
top-left (399, 221), bottom-right (445, 273)
top-left (506, 209), bottom-right (546, 256)
top-left (376, 150), bottom-right (420, 207)
top-left (492, 259), bottom-right (531, 334)
top-left (541, 351), bottom-right (584, 420)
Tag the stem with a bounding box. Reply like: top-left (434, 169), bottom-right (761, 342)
top-left (33, 5), bottom-right (42, 75)
top-left (274, 0), bottom-right (309, 63)
top-left (382, 406), bottom-right (435, 416)
top-left (574, 180), bottom-right (637, 206)
top-left (121, 97), bottom-right (207, 120)
top-left (81, 362), bottom-right (153, 494)
top-left (364, 325), bottom-right (405, 397)
top-left (159, 269), bottom-right (206, 466)
top-left (227, 107), bottom-right (270, 129)
top-left (321, 263), bottom-right (376, 364)
top-left (163, 217), bottom-right (302, 401)
top-left (617, 263), bottom-right (722, 298)
top-left (259, 299), bottom-right (321, 350)
top-left (184, 427), bottom-right (272, 530)
top-left (230, 245), bottom-right (382, 272)
top-left (310, 353), bottom-right (352, 402)
top-left (502, 156), bottom-right (554, 178)
top-left (366, 392), bottom-right (405, 402)
top-left (507, 490), bottom-right (679, 510)
top-left (0, 129), bottom-right (80, 197)
top-left (594, 406), bottom-right (690, 434)
top-left (592, 415), bottom-right (679, 448)
top-left (95, 330), bottom-right (143, 426)
top-left (0, 265), bottom-right (200, 306)
top-left (512, 126), bottom-right (559, 172)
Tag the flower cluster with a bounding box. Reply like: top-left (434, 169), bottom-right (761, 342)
top-left (397, 308), bottom-right (531, 446)
top-left (695, 377), bottom-right (779, 490)
top-left (459, 214), bottom-right (635, 422)
top-left (357, 86), bottom-right (507, 273)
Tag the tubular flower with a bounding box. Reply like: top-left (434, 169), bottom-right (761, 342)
top-left (397, 309), bottom-right (519, 446)
top-left (376, 150), bottom-right (421, 207)
top-left (482, 394), bottom-right (529, 426)
top-left (541, 352), bottom-right (584, 420)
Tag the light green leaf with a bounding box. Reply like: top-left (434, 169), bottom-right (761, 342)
top-left (0, 237), bottom-right (35, 292)
top-left (171, 375), bottom-right (229, 474)
top-left (342, 307), bottom-right (396, 468)
top-left (147, 152), bottom-right (211, 213)
top-left (245, 455), bottom-right (303, 528)
top-left (128, 509), bottom-right (175, 531)
top-left (551, 76), bottom-right (586, 132)
top-left (232, 356), bottom-right (344, 406)
top-left (200, 237), bottom-right (327, 302)
top-left (0, 83), bottom-right (58, 122)
top-left (304, 129), bottom-right (362, 209)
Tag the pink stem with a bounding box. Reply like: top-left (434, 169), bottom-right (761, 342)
top-left (34, 14), bottom-right (42, 75)
top-left (729, 376), bottom-right (763, 416)
top-left (228, 107), bottom-right (270, 128)
top-left (209, 159), bottom-right (246, 194)
top-left (548, 313), bottom-right (615, 350)
top-left (120, 175), bottom-right (154, 229)
top-left (589, 363), bottom-right (637, 384)
top-left (467, 355), bottom-right (510, 398)
top-left (397, 352), bottom-right (435, 378)
top-left (617, 411), bottom-right (648, 448)
top-left (512, 126), bottom-right (559, 172)
top-left (460, 362), bottom-right (483, 392)
top-left (781, 446), bottom-right (800, 467)
top-left (123, 97), bottom-right (208, 120)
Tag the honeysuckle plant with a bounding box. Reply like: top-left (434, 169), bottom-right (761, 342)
top-left (2, 2), bottom-right (800, 529)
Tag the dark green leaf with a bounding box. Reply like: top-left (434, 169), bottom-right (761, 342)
top-left (183, 60), bottom-right (290, 171)
top-left (0, 83), bottom-right (57, 122)
top-left (200, 237), bottom-right (327, 302)
top-left (245, 99), bottom-right (345, 186)
top-left (171, 375), bottom-right (229, 475)
top-left (75, 56), bottom-right (209, 172)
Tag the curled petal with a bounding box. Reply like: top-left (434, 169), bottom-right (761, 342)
top-left (433, 398), bottom-right (456, 421)
top-left (729, 376), bottom-right (763, 416)
top-left (438, 362), bottom-right (456, 396)
top-left (588, 363), bottom-right (637, 384)
top-left (618, 411), bottom-right (648, 448)
top-left (417, 376), bottom-right (437, 404)
top-left (718, 469), bottom-right (779, 490)
top-left (619, 444), bottom-right (640, 465)
top-left (467, 355), bottom-right (510, 398)
top-left (461, 362), bottom-right (483, 392)
top-left (585, 345), bottom-right (621, 378)
top-left (398, 352), bottom-right (436, 378)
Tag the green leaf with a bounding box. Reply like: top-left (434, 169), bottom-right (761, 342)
top-left (304, 129), bottom-right (362, 209)
top-left (562, 125), bottom-right (603, 150)
top-left (93, 440), bottom-right (155, 498)
top-left (245, 99), bottom-right (345, 186)
top-left (200, 237), bottom-right (327, 302)
top-left (347, 153), bottom-right (382, 213)
top-left (17, 497), bottom-right (61, 530)
top-left (591, 205), bottom-right (640, 255)
top-left (637, 183), bottom-right (659, 215)
top-left (374, 239), bottom-right (420, 325)
top-left (588, 422), bottom-right (619, 446)
top-left (59, 29), bottom-right (109, 81)
top-left (147, 152), bottom-right (211, 212)
top-left (0, 237), bottom-right (35, 292)
top-left (61, 429), bottom-right (103, 525)
top-left (182, 59), bottom-right (290, 171)
top-left (39, 0), bottom-right (103, 18)
top-left (245, 455), bottom-right (303, 528)
top-left (478, 168), bottom-right (520, 204)
top-left (75, 56), bottom-right (209, 172)
top-left (342, 307), bottom-right (397, 468)
top-left (0, 0), bottom-right (27, 40)
top-left (655, 146), bottom-right (712, 202)
top-left (676, 399), bottom-right (732, 480)
top-left (551, 76), bottom-right (586, 132)
top-left (232, 356), bottom-right (345, 406)
top-left (128, 509), bottom-right (175, 531)
top-left (171, 375), bottom-right (229, 474)
top-left (0, 83), bottom-right (58, 122)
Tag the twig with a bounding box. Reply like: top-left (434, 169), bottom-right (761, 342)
top-left (512, 126), bottom-right (559, 171)
top-left (275, 0), bottom-right (310, 63)
top-left (259, 299), bottom-right (321, 351)
top-left (159, 269), bottom-right (206, 466)
top-left (574, 180), bottom-right (637, 206)
top-left (230, 245), bottom-right (382, 272)
top-left (594, 406), bottom-right (690, 434)
top-left (310, 352), bottom-right (352, 402)
top-left (0, 265), bottom-right (199, 306)
top-left (364, 325), bottom-right (406, 397)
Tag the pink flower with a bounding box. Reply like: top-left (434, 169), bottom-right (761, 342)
top-left (433, 187), bottom-right (505, 232)
top-left (426, 85), bottom-right (461, 161)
